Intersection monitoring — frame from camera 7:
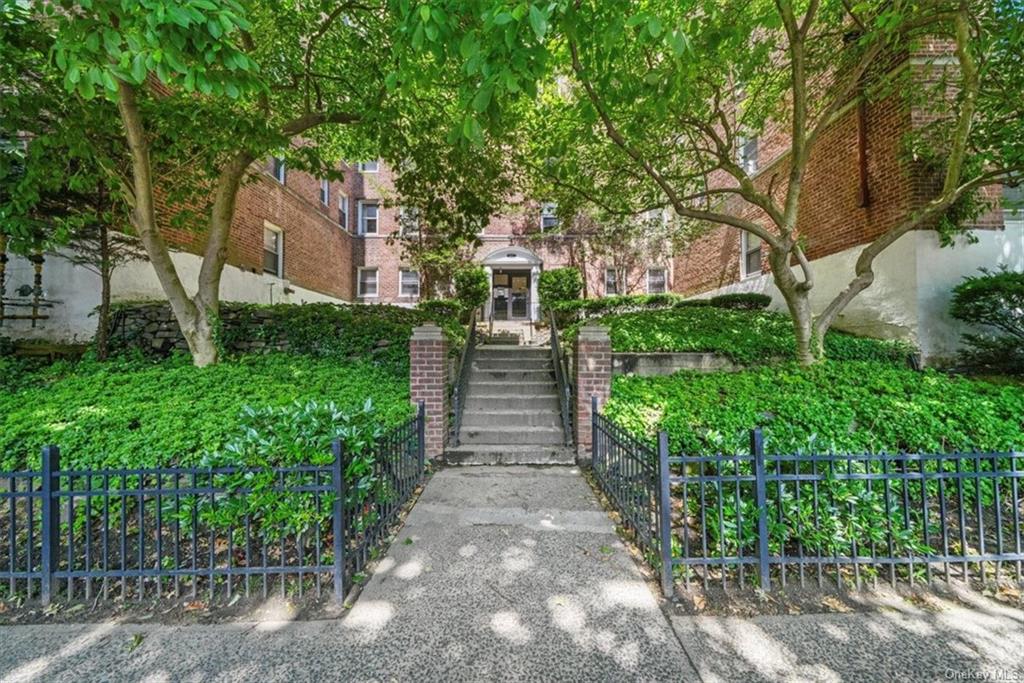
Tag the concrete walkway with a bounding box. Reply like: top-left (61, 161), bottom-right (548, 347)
top-left (1, 466), bottom-right (1021, 682)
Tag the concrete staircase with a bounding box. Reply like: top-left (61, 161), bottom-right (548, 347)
top-left (445, 342), bottom-right (575, 465)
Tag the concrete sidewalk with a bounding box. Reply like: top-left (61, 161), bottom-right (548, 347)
top-left (0, 466), bottom-right (1020, 682)
top-left (0, 467), bottom-right (693, 682)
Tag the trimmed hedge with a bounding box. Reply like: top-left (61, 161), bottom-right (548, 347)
top-left (708, 292), bottom-right (772, 310)
top-left (605, 361), bottom-right (1024, 455)
top-left (538, 267), bottom-right (583, 310)
top-left (564, 307), bottom-right (913, 365)
top-left (0, 354), bottom-right (413, 471)
top-left (950, 268), bottom-right (1024, 371)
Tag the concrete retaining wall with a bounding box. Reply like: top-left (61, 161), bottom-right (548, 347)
top-left (612, 352), bottom-right (741, 376)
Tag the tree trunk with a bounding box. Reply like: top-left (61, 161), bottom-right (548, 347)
top-left (769, 246), bottom-right (817, 366)
top-left (95, 222), bottom-right (111, 361)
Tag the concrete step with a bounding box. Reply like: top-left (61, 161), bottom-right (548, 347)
top-left (470, 369), bottom-right (554, 382)
top-left (471, 358), bottom-right (552, 368)
top-left (461, 409), bottom-right (563, 429)
top-left (444, 445), bottom-right (577, 466)
top-left (467, 381), bottom-right (558, 397)
top-left (464, 395), bottom-right (560, 411)
top-left (474, 345), bottom-right (550, 356)
top-left (459, 425), bottom-right (565, 446)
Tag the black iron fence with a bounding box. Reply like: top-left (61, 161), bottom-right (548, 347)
top-left (450, 307), bottom-right (478, 446)
top-left (549, 308), bottom-right (574, 447)
top-left (1, 403), bottom-right (425, 606)
top-left (591, 400), bottom-right (1024, 598)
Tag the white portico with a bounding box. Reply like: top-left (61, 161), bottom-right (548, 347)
top-left (481, 246), bottom-right (542, 322)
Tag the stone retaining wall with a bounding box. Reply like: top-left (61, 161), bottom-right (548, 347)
top-left (109, 303), bottom-right (289, 356)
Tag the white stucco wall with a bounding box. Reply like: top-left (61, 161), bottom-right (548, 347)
top-left (690, 225), bottom-right (1024, 365)
top-left (2, 248), bottom-right (349, 344)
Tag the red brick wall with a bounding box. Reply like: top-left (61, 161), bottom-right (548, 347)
top-left (409, 325), bottom-right (449, 458)
top-left (574, 325), bottom-right (612, 459)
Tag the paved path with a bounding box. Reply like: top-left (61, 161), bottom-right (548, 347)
top-left (1, 466), bottom-right (1021, 682)
top-left (0, 467), bottom-right (695, 682)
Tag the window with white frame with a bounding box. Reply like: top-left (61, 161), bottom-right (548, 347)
top-left (271, 157), bottom-right (286, 184)
top-left (646, 268), bottom-right (667, 294)
top-left (737, 135), bottom-right (759, 174)
top-left (338, 195), bottom-right (349, 230)
top-left (263, 225), bottom-right (283, 277)
top-left (604, 268), bottom-right (619, 295)
top-left (358, 268), bottom-right (378, 297)
top-left (319, 179), bottom-right (330, 206)
top-left (540, 202), bottom-right (559, 230)
top-left (741, 232), bottom-right (762, 278)
top-left (399, 269), bottom-right (420, 298)
top-left (358, 200), bottom-right (379, 235)
top-left (357, 160), bottom-right (379, 173)
top-left (399, 206), bottom-right (420, 236)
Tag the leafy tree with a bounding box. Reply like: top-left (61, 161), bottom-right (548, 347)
top-left (400, 0), bottom-right (1024, 364)
top-left (453, 266), bottom-right (490, 312)
top-left (13, 0), bottom-right (413, 366)
top-left (0, 4), bottom-right (146, 359)
top-left (950, 267), bottom-right (1024, 370)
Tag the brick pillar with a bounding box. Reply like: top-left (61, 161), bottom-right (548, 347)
top-left (410, 324), bottom-right (449, 459)
top-left (575, 324), bottom-right (611, 459)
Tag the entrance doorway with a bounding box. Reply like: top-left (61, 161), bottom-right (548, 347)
top-left (491, 269), bottom-right (531, 320)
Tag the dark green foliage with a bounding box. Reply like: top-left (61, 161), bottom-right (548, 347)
top-left (453, 266), bottom-right (490, 312)
top-left (417, 298), bottom-right (464, 324)
top-left (550, 293), bottom-right (684, 319)
top-left (606, 361), bottom-right (1024, 455)
top-left (0, 354), bottom-right (412, 471)
top-left (211, 302), bottom-right (462, 372)
top-left (708, 292), bottom-right (772, 310)
top-left (564, 307), bottom-right (913, 365)
top-left (950, 268), bottom-right (1024, 371)
top-left (673, 299), bottom-right (711, 308)
top-left (538, 267), bottom-right (583, 309)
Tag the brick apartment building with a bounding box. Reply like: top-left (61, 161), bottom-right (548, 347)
top-left (2, 45), bottom-right (1019, 362)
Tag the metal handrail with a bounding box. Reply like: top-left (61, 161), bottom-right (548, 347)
top-left (548, 308), bottom-right (574, 447)
top-left (450, 306), bottom-right (478, 446)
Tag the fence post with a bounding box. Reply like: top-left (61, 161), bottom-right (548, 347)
top-left (657, 431), bottom-right (673, 598)
top-left (417, 400), bottom-right (426, 476)
top-left (331, 439), bottom-right (346, 602)
top-left (590, 395), bottom-right (599, 469)
top-left (752, 428), bottom-right (770, 590)
top-left (40, 445), bottom-right (60, 606)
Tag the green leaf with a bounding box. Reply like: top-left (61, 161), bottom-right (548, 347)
top-left (419, 5), bottom-right (431, 22)
top-left (131, 54), bottom-right (147, 82)
top-left (528, 5), bottom-right (547, 40)
top-left (471, 83), bottom-right (494, 112)
top-left (647, 17), bottom-right (662, 38)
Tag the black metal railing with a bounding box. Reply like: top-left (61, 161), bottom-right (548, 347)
top-left (449, 307), bottom-right (478, 446)
top-left (0, 402), bottom-right (426, 606)
top-left (591, 399), bottom-right (1024, 598)
top-left (549, 308), bottom-right (574, 447)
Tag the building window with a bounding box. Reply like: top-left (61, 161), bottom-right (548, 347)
top-left (319, 179), bottom-right (330, 206)
top-left (358, 160), bottom-right (379, 173)
top-left (358, 268), bottom-right (378, 297)
top-left (399, 269), bottom-right (420, 298)
top-left (738, 135), bottom-right (759, 174)
top-left (1003, 184), bottom-right (1023, 231)
top-left (647, 268), bottom-right (667, 294)
top-left (605, 269), bottom-right (618, 295)
top-left (271, 157), bottom-right (286, 184)
top-left (741, 232), bottom-right (762, 278)
top-left (263, 226), bottom-right (283, 277)
top-left (399, 206), bottom-right (420, 236)
top-left (358, 201), bottom-right (379, 235)
top-left (540, 202), bottom-right (559, 230)
top-left (338, 196), bottom-right (349, 230)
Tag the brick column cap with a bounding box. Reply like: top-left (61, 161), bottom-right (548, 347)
top-left (577, 324), bottom-right (610, 343)
top-left (411, 324), bottom-right (445, 341)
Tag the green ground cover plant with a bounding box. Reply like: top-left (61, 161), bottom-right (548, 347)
top-left (605, 362), bottom-right (1024, 573)
top-left (0, 353), bottom-right (412, 472)
top-left (565, 307), bottom-right (913, 365)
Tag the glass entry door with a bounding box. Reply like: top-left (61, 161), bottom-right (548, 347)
top-left (491, 269), bottom-right (531, 320)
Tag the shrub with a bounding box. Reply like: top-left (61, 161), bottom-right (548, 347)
top-left (538, 267), bottom-right (583, 309)
top-left (418, 298), bottom-right (464, 323)
top-left (709, 292), bottom-right (772, 310)
top-left (607, 361), bottom-right (1024, 455)
top-left (0, 354), bottom-right (412, 471)
top-left (564, 307), bottom-right (913, 365)
top-left (453, 266), bottom-right (490, 313)
top-left (673, 299), bottom-right (711, 308)
top-left (950, 268), bottom-right (1024, 371)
